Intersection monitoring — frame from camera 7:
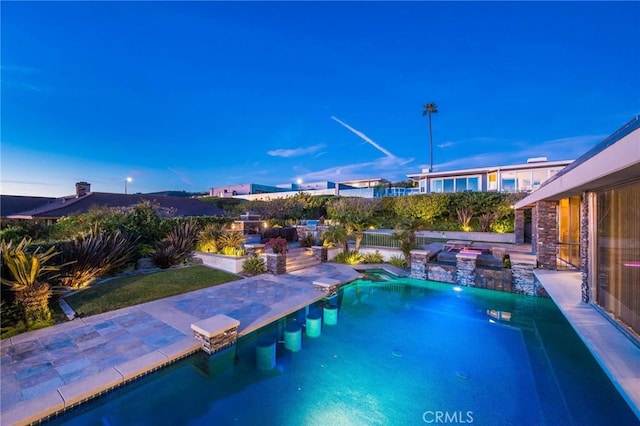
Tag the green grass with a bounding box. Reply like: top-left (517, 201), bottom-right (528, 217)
top-left (65, 265), bottom-right (241, 317)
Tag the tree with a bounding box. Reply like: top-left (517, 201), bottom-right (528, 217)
top-left (326, 198), bottom-right (382, 251)
top-left (322, 225), bottom-right (349, 254)
top-left (422, 102), bottom-right (438, 172)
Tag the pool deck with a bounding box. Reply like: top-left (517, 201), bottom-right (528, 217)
top-left (0, 263), bottom-right (361, 426)
top-left (535, 270), bottom-right (640, 420)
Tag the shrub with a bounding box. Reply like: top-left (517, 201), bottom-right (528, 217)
top-left (151, 221), bottom-right (199, 269)
top-left (152, 241), bottom-right (181, 269)
top-left (361, 250), bottom-right (384, 264)
top-left (242, 256), bottom-right (267, 276)
top-left (218, 231), bottom-right (245, 254)
top-left (298, 233), bottom-right (316, 248)
top-left (490, 217), bottom-right (514, 234)
top-left (265, 237), bottom-right (288, 254)
top-left (387, 255), bottom-right (408, 268)
top-left (332, 251), bottom-right (363, 265)
top-left (479, 212), bottom-right (497, 232)
top-left (197, 224), bottom-right (224, 253)
top-left (56, 229), bottom-right (139, 289)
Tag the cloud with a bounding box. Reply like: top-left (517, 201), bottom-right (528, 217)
top-left (436, 141), bottom-right (456, 149)
top-left (331, 116), bottom-right (398, 159)
top-left (267, 144), bottom-right (325, 158)
top-left (167, 167), bottom-right (194, 186)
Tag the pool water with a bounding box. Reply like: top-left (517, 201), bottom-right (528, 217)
top-left (49, 275), bottom-right (638, 425)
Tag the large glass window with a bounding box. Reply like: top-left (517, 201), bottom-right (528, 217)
top-left (595, 180), bottom-right (640, 336)
top-left (430, 180), bottom-right (443, 193)
top-left (532, 170), bottom-right (547, 189)
top-left (443, 179), bottom-right (454, 193)
top-left (516, 171), bottom-right (533, 191)
top-left (558, 196), bottom-right (581, 268)
top-left (468, 177), bottom-right (479, 191)
top-left (501, 171), bottom-right (516, 192)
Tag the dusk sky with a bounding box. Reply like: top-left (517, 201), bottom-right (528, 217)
top-left (2, 1), bottom-right (639, 197)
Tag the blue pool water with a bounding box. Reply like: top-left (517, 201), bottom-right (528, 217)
top-left (49, 274), bottom-right (638, 425)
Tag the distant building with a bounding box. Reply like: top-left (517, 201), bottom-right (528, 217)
top-left (6, 182), bottom-right (225, 224)
top-left (407, 158), bottom-right (574, 194)
top-left (337, 178), bottom-right (391, 188)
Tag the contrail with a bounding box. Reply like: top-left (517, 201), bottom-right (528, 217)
top-left (331, 116), bottom-right (397, 159)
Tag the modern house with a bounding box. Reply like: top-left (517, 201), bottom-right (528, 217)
top-left (514, 115), bottom-right (640, 416)
top-left (407, 158), bottom-right (574, 194)
top-left (6, 182), bottom-right (225, 224)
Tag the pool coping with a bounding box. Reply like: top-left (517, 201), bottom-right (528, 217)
top-left (534, 270), bottom-right (640, 420)
top-left (1, 264), bottom-right (361, 426)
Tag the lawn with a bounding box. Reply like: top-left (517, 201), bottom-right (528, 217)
top-left (65, 265), bottom-right (242, 317)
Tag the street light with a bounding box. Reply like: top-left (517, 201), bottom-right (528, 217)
top-left (125, 177), bottom-right (132, 194)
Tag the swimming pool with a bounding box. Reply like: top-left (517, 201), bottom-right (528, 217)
top-left (49, 273), bottom-right (638, 425)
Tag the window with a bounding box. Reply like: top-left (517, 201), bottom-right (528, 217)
top-left (431, 175), bottom-right (481, 193)
top-left (558, 196), bottom-right (581, 268)
top-left (443, 179), bottom-right (455, 192)
top-left (595, 180), bottom-right (640, 335)
top-left (488, 173), bottom-right (498, 191)
top-left (468, 177), bottom-right (479, 191)
top-left (532, 170), bottom-right (547, 189)
top-left (501, 171), bottom-right (516, 192)
top-left (516, 171), bottom-right (533, 191)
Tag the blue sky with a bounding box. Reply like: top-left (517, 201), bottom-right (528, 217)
top-left (2, 1), bottom-right (639, 197)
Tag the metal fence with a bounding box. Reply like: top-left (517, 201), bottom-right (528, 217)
top-left (360, 231), bottom-right (433, 248)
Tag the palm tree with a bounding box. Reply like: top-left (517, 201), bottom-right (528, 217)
top-left (422, 102), bottom-right (438, 172)
top-left (1, 238), bottom-right (60, 325)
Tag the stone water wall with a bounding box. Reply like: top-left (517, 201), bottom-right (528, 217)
top-left (266, 253), bottom-right (286, 274)
top-left (456, 252), bottom-right (478, 286)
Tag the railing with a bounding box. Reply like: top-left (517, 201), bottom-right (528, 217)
top-left (360, 231), bottom-right (433, 248)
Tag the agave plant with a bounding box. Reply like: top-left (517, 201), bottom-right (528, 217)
top-left (0, 238), bottom-right (59, 324)
top-left (56, 228), bottom-right (139, 289)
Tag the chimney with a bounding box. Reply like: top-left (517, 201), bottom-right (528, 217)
top-left (75, 182), bottom-right (91, 197)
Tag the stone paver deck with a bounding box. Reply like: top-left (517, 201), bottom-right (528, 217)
top-left (0, 263), bottom-right (360, 426)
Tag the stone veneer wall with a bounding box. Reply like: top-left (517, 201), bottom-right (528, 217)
top-left (514, 209), bottom-right (525, 244)
top-left (580, 192), bottom-right (590, 303)
top-left (456, 253), bottom-right (478, 286)
top-left (266, 253), bottom-right (286, 274)
top-left (534, 200), bottom-right (558, 269)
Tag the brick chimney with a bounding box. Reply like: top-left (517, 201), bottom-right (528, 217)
top-left (75, 182), bottom-right (91, 197)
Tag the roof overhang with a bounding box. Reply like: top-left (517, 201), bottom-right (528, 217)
top-left (515, 121), bottom-right (640, 209)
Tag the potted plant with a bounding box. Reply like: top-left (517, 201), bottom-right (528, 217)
top-left (265, 237), bottom-right (288, 254)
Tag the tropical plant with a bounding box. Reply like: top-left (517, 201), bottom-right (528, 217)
top-left (265, 237), bottom-right (288, 254)
top-left (298, 233), bottom-right (316, 248)
top-left (422, 102), bottom-right (438, 172)
top-left (361, 251), bottom-right (384, 264)
top-left (197, 223), bottom-right (224, 253)
top-left (166, 221), bottom-right (199, 259)
top-left (327, 197), bottom-right (382, 251)
top-left (151, 241), bottom-right (182, 269)
top-left (242, 256), bottom-right (267, 276)
top-left (332, 251), bottom-right (363, 265)
top-left (56, 228), bottom-right (139, 289)
top-left (0, 238), bottom-right (60, 324)
top-left (388, 255), bottom-right (408, 268)
top-left (218, 231), bottom-right (246, 254)
top-left (322, 225), bottom-right (349, 253)
top-left (391, 229), bottom-right (419, 266)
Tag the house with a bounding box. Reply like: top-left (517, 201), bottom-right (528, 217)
top-left (0, 195), bottom-right (56, 220)
top-left (514, 115), bottom-right (640, 416)
top-left (6, 182), bottom-right (225, 224)
top-left (407, 158), bottom-right (574, 194)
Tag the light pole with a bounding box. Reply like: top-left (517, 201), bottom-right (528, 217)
top-left (125, 177), bottom-right (132, 194)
